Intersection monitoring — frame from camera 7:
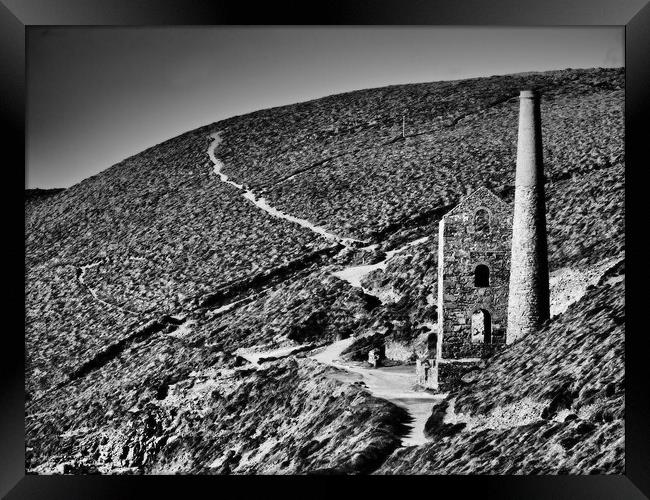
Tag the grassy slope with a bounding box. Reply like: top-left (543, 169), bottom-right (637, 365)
top-left (25, 67), bottom-right (624, 474)
top-left (27, 353), bottom-right (409, 474)
top-left (219, 69), bottom-right (623, 245)
top-left (25, 127), bottom-right (328, 393)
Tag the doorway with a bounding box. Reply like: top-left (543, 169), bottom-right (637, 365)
top-left (471, 309), bottom-right (491, 343)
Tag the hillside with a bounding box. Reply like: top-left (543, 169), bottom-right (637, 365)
top-left (25, 67), bottom-right (624, 474)
top-left (28, 354), bottom-right (409, 475)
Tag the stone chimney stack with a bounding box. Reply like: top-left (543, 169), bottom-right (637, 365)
top-left (506, 89), bottom-right (550, 344)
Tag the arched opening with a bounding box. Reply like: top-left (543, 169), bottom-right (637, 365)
top-left (474, 208), bottom-right (490, 233)
top-left (474, 264), bottom-right (490, 287)
top-left (471, 309), bottom-right (492, 343)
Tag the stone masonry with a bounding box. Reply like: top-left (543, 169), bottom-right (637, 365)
top-left (436, 187), bottom-right (512, 360)
top-left (507, 89), bottom-right (550, 343)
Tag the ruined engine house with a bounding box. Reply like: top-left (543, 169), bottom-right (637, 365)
top-left (436, 187), bottom-right (512, 359)
top-left (425, 89), bottom-right (550, 392)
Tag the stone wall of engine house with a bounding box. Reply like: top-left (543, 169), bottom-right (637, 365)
top-left (437, 188), bottom-right (513, 359)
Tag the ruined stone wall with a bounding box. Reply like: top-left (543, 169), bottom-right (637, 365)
top-left (437, 188), bottom-right (512, 359)
top-left (416, 358), bottom-right (438, 390)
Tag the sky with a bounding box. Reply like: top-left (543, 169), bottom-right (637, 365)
top-left (26, 27), bottom-right (623, 189)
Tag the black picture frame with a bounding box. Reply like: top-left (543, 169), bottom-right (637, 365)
top-left (4, 0), bottom-right (649, 498)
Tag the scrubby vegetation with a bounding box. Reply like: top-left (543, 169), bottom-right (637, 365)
top-left (25, 67), bottom-right (624, 474)
top-left (28, 353), bottom-right (409, 474)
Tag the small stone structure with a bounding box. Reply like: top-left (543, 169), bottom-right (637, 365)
top-left (368, 347), bottom-right (382, 368)
top-left (416, 358), bottom-right (438, 390)
top-left (436, 187), bottom-right (513, 360)
top-left (507, 89), bottom-right (550, 342)
top-left (416, 330), bottom-right (438, 390)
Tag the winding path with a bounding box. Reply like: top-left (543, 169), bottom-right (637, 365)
top-left (331, 236), bottom-right (430, 297)
top-left (206, 132), bottom-right (467, 448)
top-left (310, 337), bottom-right (445, 447)
top-left (208, 132), bottom-right (361, 246)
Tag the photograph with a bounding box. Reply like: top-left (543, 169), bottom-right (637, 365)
top-left (24, 26), bottom-right (625, 475)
